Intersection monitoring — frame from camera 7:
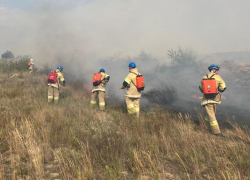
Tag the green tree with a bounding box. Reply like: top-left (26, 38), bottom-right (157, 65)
top-left (1, 50), bottom-right (14, 58)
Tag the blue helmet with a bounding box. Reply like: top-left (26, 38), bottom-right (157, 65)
top-left (57, 66), bottom-right (63, 70)
top-left (208, 64), bottom-right (220, 71)
top-left (99, 68), bottom-right (105, 72)
top-left (129, 62), bottom-right (136, 68)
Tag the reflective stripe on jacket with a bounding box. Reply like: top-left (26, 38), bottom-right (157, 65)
top-left (199, 72), bottom-right (226, 106)
top-left (124, 68), bottom-right (141, 98)
top-left (48, 69), bottom-right (65, 89)
top-left (92, 72), bottom-right (110, 92)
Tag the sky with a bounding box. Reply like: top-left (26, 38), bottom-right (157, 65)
top-left (0, 0), bottom-right (250, 63)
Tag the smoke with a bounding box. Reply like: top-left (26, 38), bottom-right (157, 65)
top-left (0, 0), bottom-right (250, 123)
top-left (1, 0), bottom-right (250, 62)
top-left (96, 51), bottom-right (250, 126)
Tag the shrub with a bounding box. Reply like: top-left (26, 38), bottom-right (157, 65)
top-left (0, 56), bottom-right (30, 73)
top-left (143, 84), bottom-right (178, 105)
top-left (1, 50), bottom-right (14, 59)
top-left (37, 63), bottom-right (52, 75)
top-left (168, 47), bottom-right (197, 67)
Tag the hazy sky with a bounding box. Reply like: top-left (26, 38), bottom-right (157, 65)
top-left (0, 0), bottom-right (250, 61)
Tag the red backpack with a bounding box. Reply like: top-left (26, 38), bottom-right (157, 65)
top-left (28, 62), bottom-right (31, 67)
top-left (136, 75), bottom-right (145, 91)
top-left (132, 72), bottom-right (145, 91)
top-left (202, 74), bottom-right (217, 98)
top-left (47, 71), bottom-right (58, 83)
top-left (92, 73), bottom-right (102, 86)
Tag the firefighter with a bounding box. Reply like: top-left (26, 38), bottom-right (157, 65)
top-left (90, 68), bottom-right (110, 110)
top-left (28, 59), bottom-right (34, 74)
top-left (48, 66), bottom-right (65, 104)
top-left (199, 64), bottom-right (226, 136)
top-left (119, 62), bottom-right (142, 118)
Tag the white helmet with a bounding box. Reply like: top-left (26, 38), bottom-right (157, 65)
top-left (30, 59), bottom-right (33, 62)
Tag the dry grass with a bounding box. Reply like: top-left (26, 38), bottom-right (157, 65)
top-left (0, 72), bottom-right (250, 180)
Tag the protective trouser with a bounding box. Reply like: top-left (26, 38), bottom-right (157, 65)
top-left (90, 91), bottom-right (105, 110)
top-left (125, 97), bottom-right (140, 118)
top-left (48, 86), bottom-right (59, 104)
top-left (29, 67), bottom-right (33, 74)
top-left (205, 103), bottom-right (221, 134)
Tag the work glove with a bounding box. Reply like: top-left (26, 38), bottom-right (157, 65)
top-left (62, 80), bottom-right (66, 86)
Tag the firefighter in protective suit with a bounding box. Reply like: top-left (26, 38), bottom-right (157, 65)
top-left (48, 66), bottom-right (65, 104)
top-left (199, 64), bottom-right (226, 135)
top-left (90, 69), bottom-right (110, 110)
top-left (29, 59), bottom-right (34, 74)
top-left (119, 62), bottom-right (142, 118)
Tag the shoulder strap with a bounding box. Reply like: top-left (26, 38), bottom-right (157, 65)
top-left (210, 74), bottom-right (215, 79)
top-left (206, 74), bottom-right (215, 79)
top-left (130, 72), bottom-right (138, 88)
top-left (131, 72), bottom-right (139, 76)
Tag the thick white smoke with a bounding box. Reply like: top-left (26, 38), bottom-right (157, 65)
top-left (1, 0), bottom-right (250, 66)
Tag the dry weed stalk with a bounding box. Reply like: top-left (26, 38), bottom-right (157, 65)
top-left (10, 119), bottom-right (44, 179)
top-left (0, 72), bottom-right (250, 179)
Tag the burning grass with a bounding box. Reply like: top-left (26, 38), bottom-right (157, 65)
top-left (0, 72), bottom-right (250, 179)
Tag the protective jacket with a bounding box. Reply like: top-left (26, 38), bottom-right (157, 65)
top-left (199, 72), bottom-right (226, 106)
top-left (122, 68), bottom-right (141, 98)
top-left (92, 72), bottom-right (110, 92)
top-left (48, 69), bottom-right (65, 89)
top-left (29, 61), bottom-right (34, 70)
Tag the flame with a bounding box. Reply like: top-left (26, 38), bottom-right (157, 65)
top-left (192, 94), bottom-right (203, 99)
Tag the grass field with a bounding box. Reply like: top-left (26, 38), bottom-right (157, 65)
top-left (0, 72), bottom-right (250, 180)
